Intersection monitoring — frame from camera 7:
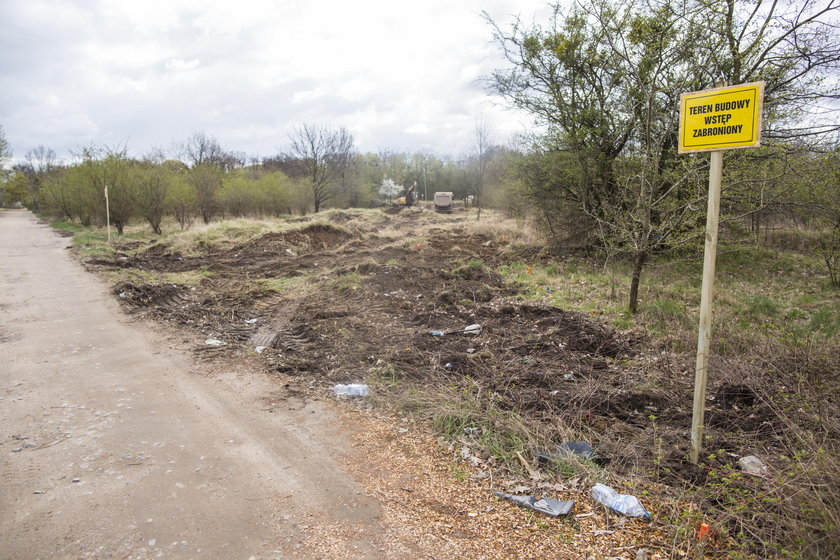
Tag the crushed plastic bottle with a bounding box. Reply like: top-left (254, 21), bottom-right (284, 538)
top-left (332, 384), bottom-right (370, 397)
top-left (737, 455), bottom-right (768, 476)
top-left (590, 483), bottom-right (650, 518)
top-left (494, 491), bottom-right (575, 517)
top-left (463, 324), bottom-right (482, 335)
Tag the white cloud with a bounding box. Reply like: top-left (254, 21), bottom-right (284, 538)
top-left (0, 0), bottom-right (554, 159)
top-left (404, 123), bottom-right (431, 135)
top-left (165, 58), bottom-right (201, 71)
top-left (291, 88), bottom-right (328, 104)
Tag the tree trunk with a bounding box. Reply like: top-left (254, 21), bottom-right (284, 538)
top-left (628, 250), bottom-right (647, 314)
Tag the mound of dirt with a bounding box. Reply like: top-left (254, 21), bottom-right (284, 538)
top-left (229, 223), bottom-right (353, 256)
top-left (113, 281), bottom-right (193, 308)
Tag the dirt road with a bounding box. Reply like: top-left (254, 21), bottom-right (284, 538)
top-left (0, 210), bottom-right (383, 559)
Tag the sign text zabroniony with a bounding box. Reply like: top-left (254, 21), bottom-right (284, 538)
top-left (679, 82), bottom-right (764, 153)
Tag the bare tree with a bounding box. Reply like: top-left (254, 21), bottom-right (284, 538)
top-left (182, 131), bottom-right (225, 168)
top-left (189, 164), bottom-right (223, 224)
top-left (18, 145), bottom-right (57, 209)
top-left (331, 127), bottom-right (358, 207)
top-left (699, 0), bottom-right (840, 141)
top-left (136, 148), bottom-right (171, 234)
top-left (473, 116), bottom-right (493, 220)
top-left (288, 124), bottom-right (355, 212)
top-left (0, 125), bottom-right (12, 177)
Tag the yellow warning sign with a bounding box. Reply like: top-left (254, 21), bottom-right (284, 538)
top-left (679, 82), bottom-right (764, 153)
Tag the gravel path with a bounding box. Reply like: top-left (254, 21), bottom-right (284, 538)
top-left (0, 210), bottom-right (383, 559)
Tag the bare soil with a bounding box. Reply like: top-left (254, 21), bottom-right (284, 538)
top-left (91, 209), bottom-right (772, 485)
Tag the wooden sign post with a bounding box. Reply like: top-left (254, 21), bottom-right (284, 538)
top-left (678, 81), bottom-right (764, 464)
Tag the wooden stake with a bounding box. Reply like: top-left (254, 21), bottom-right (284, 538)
top-left (104, 185), bottom-right (111, 244)
top-left (691, 150), bottom-right (723, 464)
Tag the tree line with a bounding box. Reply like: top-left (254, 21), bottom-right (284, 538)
top-left (0, 127), bottom-right (520, 234)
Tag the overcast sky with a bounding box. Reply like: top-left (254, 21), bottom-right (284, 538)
top-left (0, 0), bottom-right (556, 162)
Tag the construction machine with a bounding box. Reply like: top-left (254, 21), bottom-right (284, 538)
top-left (395, 182), bottom-right (417, 207)
top-left (434, 192), bottom-right (453, 213)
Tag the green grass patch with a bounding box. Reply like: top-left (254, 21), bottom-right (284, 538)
top-left (330, 272), bottom-right (363, 293)
top-left (116, 268), bottom-right (212, 288)
top-left (50, 219), bottom-right (93, 233)
top-left (808, 308), bottom-right (840, 337)
top-left (72, 231), bottom-right (116, 259)
top-left (256, 276), bottom-right (308, 293)
top-left (496, 242), bottom-right (839, 350)
top-left (452, 258), bottom-right (487, 276)
top-left (646, 298), bottom-right (691, 333)
top-left (432, 400), bottom-right (531, 472)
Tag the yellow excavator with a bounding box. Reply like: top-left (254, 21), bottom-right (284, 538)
top-left (395, 181), bottom-right (417, 207)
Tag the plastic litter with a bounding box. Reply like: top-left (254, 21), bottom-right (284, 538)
top-left (204, 338), bottom-right (226, 346)
top-left (255, 346), bottom-right (267, 354)
top-left (558, 441), bottom-right (598, 461)
top-left (464, 324), bottom-right (482, 335)
top-left (118, 292), bottom-right (126, 299)
top-left (244, 318), bottom-right (258, 324)
top-left (431, 324), bottom-right (482, 337)
top-left (536, 441), bottom-right (605, 465)
top-left (696, 522), bottom-right (711, 540)
top-left (494, 491), bottom-right (575, 517)
top-left (332, 384), bottom-right (369, 397)
top-left (737, 455), bottom-right (768, 476)
top-left (590, 483), bottom-right (650, 518)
